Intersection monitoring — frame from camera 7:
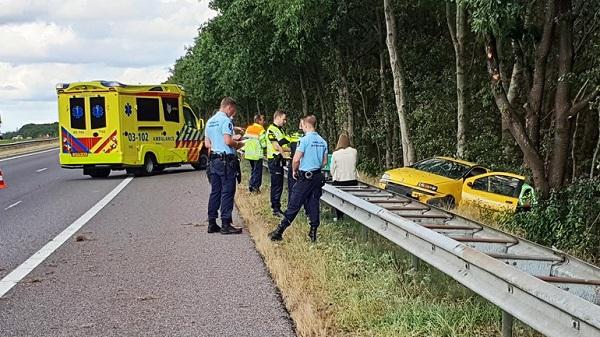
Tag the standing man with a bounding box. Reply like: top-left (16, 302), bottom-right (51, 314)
top-left (205, 97), bottom-right (244, 235)
top-left (268, 115), bottom-right (328, 242)
top-left (267, 110), bottom-right (290, 217)
top-left (243, 114), bottom-right (267, 192)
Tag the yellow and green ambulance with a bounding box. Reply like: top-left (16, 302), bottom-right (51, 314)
top-left (57, 81), bottom-right (207, 177)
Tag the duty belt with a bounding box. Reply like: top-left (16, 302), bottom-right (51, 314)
top-left (298, 170), bottom-right (321, 179)
top-left (210, 153), bottom-right (237, 160)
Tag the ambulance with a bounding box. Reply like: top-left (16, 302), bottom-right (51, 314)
top-left (57, 81), bottom-right (208, 177)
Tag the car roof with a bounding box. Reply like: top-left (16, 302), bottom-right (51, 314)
top-left (434, 156), bottom-right (480, 167)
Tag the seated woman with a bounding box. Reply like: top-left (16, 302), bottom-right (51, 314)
top-left (330, 134), bottom-right (358, 220)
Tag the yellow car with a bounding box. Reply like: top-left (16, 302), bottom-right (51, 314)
top-left (379, 156), bottom-right (537, 213)
top-left (379, 157), bottom-right (489, 207)
top-left (462, 172), bottom-right (537, 213)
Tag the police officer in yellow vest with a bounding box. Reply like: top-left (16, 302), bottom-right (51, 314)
top-left (267, 110), bottom-right (290, 217)
top-left (243, 114), bottom-right (267, 192)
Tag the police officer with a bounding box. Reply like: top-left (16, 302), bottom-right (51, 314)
top-left (267, 110), bottom-right (290, 217)
top-left (268, 114), bottom-right (328, 242)
top-left (205, 97), bottom-right (244, 235)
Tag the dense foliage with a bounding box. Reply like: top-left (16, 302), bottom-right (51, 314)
top-left (169, 0), bottom-right (600, 257)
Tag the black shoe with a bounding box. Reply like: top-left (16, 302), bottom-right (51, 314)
top-left (207, 220), bottom-right (221, 234)
top-left (221, 224), bottom-right (242, 235)
top-left (268, 229), bottom-right (283, 241)
top-left (268, 222), bottom-right (288, 241)
top-left (308, 227), bottom-right (318, 242)
top-left (249, 187), bottom-right (261, 193)
top-left (272, 210), bottom-right (285, 218)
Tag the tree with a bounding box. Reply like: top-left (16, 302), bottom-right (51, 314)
top-left (446, 1), bottom-right (468, 159)
top-left (383, 0), bottom-right (416, 166)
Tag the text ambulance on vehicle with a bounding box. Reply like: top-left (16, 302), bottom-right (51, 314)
top-left (57, 81), bottom-right (208, 178)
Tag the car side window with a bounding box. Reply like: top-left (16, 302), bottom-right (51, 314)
top-left (488, 175), bottom-right (521, 197)
top-left (465, 167), bottom-right (487, 178)
top-left (183, 106), bottom-right (197, 128)
top-left (471, 177), bottom-right (488, 191)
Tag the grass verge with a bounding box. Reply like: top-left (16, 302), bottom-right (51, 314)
top-left (235, 165), bottom-right (539, 337)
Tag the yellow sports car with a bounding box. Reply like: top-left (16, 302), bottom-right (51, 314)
top-left (379, 157), bottom-right (488, 207)
top-left (379, 156), bottom-right (536, 212)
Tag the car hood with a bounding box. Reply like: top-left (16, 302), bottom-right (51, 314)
top-left (383, 167), bottom-right (456, 187)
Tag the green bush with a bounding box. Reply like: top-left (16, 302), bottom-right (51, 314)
top-left (503, 178), bottom-right (600, 261)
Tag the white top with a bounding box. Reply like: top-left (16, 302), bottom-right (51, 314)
top-left (330, 147), bottom-right (358, 182)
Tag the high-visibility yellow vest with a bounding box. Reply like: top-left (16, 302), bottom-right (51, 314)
top-left (267, 124), bottom-right (287, 159)
top-left (243, 123), bottom-right (266, 160)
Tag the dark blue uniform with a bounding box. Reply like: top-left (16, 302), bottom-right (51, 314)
top-left (206, 111), bottom-right (241, 234)
top-left (269, 131), bottom-right (328, 242)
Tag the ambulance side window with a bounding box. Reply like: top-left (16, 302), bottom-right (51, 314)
top-left (137, 98), bottom-right (160, 122)
top-left (183, 107), bottom-right (197, 128)
top-left (90, 97), bottom-right (106, 129)
top-left (162, 98), bottom-right (180, 123)
top-left (69, 97), bottom-right (86, 130)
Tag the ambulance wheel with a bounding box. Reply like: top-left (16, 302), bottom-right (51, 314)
top-left (85, 168), bottom-right (111, 178)
top-left (192, 153), bottom-right (209, 170)
top-left (139, 154), bottom-right (156, 176)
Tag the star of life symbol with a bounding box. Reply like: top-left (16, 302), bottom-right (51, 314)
top-left (124, 103), bottom-right (132, 117)
top-left (166, 103), bottom-right (173, 114)
top-left (92, 105), bottom-right (104, 118)
top-left (72, 105), bottom-right (84, 119)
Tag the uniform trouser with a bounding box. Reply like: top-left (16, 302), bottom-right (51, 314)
top-left (268, 158), bottom-right (284, 212)
top-left (279, 172), bottom-right (323, 229)
top-left (287, 160), bottom-right (296, 192)
top-left (248, 159), bottom-right (263, 191)
top-left (207, 158), bottom-right (237, 224)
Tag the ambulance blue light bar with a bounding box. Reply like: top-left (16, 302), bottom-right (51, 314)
top-left (100, 81), bottom-right (126, 88)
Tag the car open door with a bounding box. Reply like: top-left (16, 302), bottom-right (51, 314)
top-left (462, 173), bottom-right (522, 212)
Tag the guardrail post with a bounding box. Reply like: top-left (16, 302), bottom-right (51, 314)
top-left (502, 310), bottom-right (513, 337)
top-left (410, 254), bottom-right (420, 270)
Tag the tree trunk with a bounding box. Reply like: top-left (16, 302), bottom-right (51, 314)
top-left (256, 98), bottom-right (261, 116)
top-left (377, 7), bottom-right (392, 169)
top-left (591, 107), bottom-right (600, 178)
top-left (526, 0), bottom-right (556, 150)
top-left (337, 49), bottom-right (354, 144)
top-left (384, 0), bottom-right (415, 166)
top-left (485, 34), bottom-right (550, 197)
top-left (446, 2), bottom-right (467, 158)
top-left (548, 0), bottom-right (573, 189)
top-left (299, 72), bottom-right (308, 117)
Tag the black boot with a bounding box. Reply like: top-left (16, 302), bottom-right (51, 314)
top-left (308, 227), bottom-right (318, 242)
top-left (207, 219), bottom-right (221, 233)
top-left (221, 221), bottom-right (242, 235)
top-left (268, 222), bottom-right (288, 241)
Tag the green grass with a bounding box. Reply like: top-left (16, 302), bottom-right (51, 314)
top-left (236, 164), bottom-right (540, 336)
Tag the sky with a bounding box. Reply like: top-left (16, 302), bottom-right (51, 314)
top-left (0, 0), bottom-right (217, 132)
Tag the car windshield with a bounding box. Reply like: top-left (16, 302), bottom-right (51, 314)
top-left (411, 158), bottom-right (471, 179)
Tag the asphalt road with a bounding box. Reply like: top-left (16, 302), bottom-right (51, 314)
top-left (0, 150), bottom-right (295, 337)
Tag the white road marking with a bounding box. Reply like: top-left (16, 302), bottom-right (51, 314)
top-left (0, 148), bottom-right (59, 162)
top-left (0, 176), bottom-right (134, 298)
top-left (35, 167), bottom-right (48, 173)
top-left (4, 200), bottom-right (22, 210)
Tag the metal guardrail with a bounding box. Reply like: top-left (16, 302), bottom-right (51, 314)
top-left (319, 183), bottom-right (600, 337)
top-left (0, 138), bottom-right (58, 149)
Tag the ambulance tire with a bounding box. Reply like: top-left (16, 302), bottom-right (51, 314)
top-left (139, 154), bottom-right (156, 176)
top-left (192, 153), bottom-right (209, 170)
top-left (154, 166), bottom-right (165, 173)
top-left (86, 168), bottom-right (111, 178)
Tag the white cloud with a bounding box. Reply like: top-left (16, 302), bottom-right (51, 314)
top-left (0, 0), bottom-right (216, 132)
